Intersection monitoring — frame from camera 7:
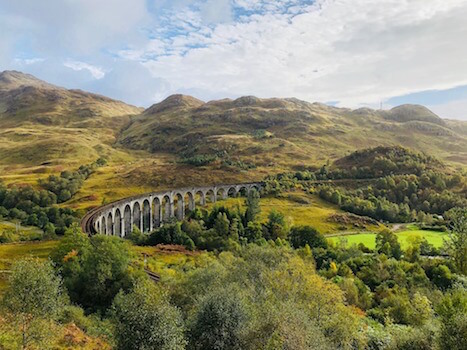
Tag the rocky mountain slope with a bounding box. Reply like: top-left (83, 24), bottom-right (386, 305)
top-left (0, 71), bottom-right (465, 209)
top-left (118, 94), bottom-right (467, 168)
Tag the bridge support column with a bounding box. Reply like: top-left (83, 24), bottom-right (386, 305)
top-left (176, 198), bottom-right (185, 221)
top-left (155, 204), bottom-right (162, 228)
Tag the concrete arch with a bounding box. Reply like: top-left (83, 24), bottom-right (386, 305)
top-left (152, 197), bottom-right (161, 229)
top-left (227, 187), bottom-right (237, 197)
top-left (174, 193), bottom-right (184, 220)
top-left (206, 189), bottom-right (216, 203)
top-left (81, 182), bottom-right (262, 235)
top-left (133, 202), bottom-right (142, 232)
top-left (216, 188), bottom-right (226, 200)
top-left (184, 191), bottom-right (195, 212)
top-left (195, 190), bottom-right (205, 206)
top-left (162, 195), bottom-right (172, 222)
top-left (124, 205), bottom-right (132, 237)
top-left (114, 209), bottom-right (122, 237)
top-left (238, 186), bottom-right (248, 196)
top-left (107, 212), bottom-right (113, 235)
top-left (142, 199), bottom-right (151, 233)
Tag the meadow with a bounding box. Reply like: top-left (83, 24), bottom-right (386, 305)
top-left (329, 226), bottom-right (448, 249)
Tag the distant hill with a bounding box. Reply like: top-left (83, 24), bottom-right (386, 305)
top-left (118, 94), bottom-right (467, 169)
top-left (0, 71), bottom-right (466, 210)
top-left (0, 71), bottom-right (142, 169)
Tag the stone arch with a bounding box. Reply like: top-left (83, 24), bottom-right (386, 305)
top-left (174, 193), bottom-right (184, 220)
top-left (238, 186), bottom-right (248, 196)
top-left (216, 188), bottom-right (226, 200)
top-left (228, 187), bottom-right (237, 198)
top-left (195, 190), bottom-right (205, 206)
top-left (162, 195), bottom-right (172, 222)
top-left (96, 219), bottom-right (101, 233)
top-left (250, 184), bottom-right (260, 193)
top-left (133, 202), bottom-right (142, 232)
top-left (152, 197), bottom-right (161, 228)
top-left (114, 209), bottom-right (122, 237)
top-left (107, 212), bottom-right (113, 235)
top-left (142, 199), bottom-right (151, 233)
top-left (206, 189), bottom-right (216, 203)
top-left (184, 191), bottom-right (195, 213)
top-left (124, 205), bottom-right (132, 237)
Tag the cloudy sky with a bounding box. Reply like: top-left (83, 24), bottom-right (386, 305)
top-left (1, 0), bottom-right (466, 119)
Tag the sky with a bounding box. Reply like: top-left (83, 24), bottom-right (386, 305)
top-left (1, 0), bottom-right (466, 120)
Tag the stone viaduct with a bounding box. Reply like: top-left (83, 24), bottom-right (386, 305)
top-left (81, 183), bottom-right (262, 236)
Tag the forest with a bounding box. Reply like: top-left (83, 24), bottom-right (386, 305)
top-left (0, 189), bottom-right (466, 349)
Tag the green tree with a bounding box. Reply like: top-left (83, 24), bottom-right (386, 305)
top-left (2, 258), bottom-right (63, 349)
top-left (289, 226), bottom-right (327, 249)
top-left (265, 210), bottom-right (289, 240)
top-left (112, 281), bottom-right (186, 350)
top-left (445, 207), bottom-right (467, 275)
top-left (376, 229), bottom-right (402, 259)
top-left (436, 288), bottom-right (467, 350)
top-left (244, 189), bottom-right (260, 224)
top-left (52, 229), bottom-right (133, 312)
top-left (189, 291), bottom-right (249, 350)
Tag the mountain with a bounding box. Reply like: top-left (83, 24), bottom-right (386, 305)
top-left (0, 71), bottom-right (466, 211)
top-left (0, 71), bottom-right (142, 171)
top-left (118, 95), bottom-right (467, 169)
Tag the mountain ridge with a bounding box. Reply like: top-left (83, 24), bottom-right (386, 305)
top-left (0, 70), bottom-right (465, 210)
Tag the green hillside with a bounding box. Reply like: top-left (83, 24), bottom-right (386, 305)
top-left (0, 71), bottom-right (466, 212)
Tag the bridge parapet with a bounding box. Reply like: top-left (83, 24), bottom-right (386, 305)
top-left (81, 182), bottom-right (262, 236)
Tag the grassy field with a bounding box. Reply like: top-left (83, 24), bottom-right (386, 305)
top-left (0, 240), bottom-right (60, 292)
top-left (329, 228), bottom-right (448, 249)
top-left (209, 191), bottom-right (381, 234)
top-left (0, 220), bottom-right (44, 241)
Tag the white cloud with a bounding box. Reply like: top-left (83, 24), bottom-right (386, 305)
top-left (13, 57), bottom-right (45, 65)
top-left (63, 60), bottom-right (106, 80)
top-left (126, 0), bottom-right (467, 109)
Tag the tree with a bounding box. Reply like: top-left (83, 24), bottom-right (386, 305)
top-left (289, 226), bottom-right (327, 249)
top-left (265, 210), bottom-right (289, 240)
top-left (112, 281), bottom-right (186, 350)
top-left (376, 229), bottom-right (402, 259)
top-left (445, 207), bottom-right (467, 275)
top-left (244, 189), bottom-right (260, 224)
top-left (189, 291), bottom-right (249, 350)
top-left (51, 228), bottom-right (133, 312)
top-left (2, 258), bottom-right (63, 349)
top-left (436, 288), bottom-right (467, 350)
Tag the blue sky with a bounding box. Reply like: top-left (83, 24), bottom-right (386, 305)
top-left (1, 0), bottom-right (467, 120)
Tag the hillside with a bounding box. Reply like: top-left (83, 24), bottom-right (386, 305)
top-left (118, 94), bottom-right (467, 169)
top-left (0, 71), bottom-right (466, 211)
top-left (0, 71), bottom-right (144, 189)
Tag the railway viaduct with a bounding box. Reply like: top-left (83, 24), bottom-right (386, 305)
top-left (81, 183), bottom-right (262, 236)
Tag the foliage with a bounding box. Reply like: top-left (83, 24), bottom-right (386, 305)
top-left (188, 290), bottom-right (248, 350)
top-left (39, 158), bottom-right (107, 203)
top-left (444, 207), bottom-right (467, 275)
top-left (0, 181), bottom-right (77, 235)
top-left (51, 226), bottom-right (134, 312)
top-left (289, 225), bottom-right (327, 249)
top-left (112, 280), bottom-right (186, 350)
top-left (2, 258), bottom-right (64, 349)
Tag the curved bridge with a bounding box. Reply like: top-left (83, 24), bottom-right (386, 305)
top-left (81, 182), bottom-right (262, 236)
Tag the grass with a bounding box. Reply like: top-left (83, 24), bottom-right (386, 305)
top-left (0, 220), bottom-right (44, 241)
top-left (209, 191), bottom-right (379, 234)
top-left (131, 245), bottom-right (213, 280)
top-left (0, 240), bottom-right (59, 292)
top-left (329, 228), bottom-right (448, 249)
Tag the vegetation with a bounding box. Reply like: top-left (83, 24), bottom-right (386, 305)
top-left (39, 158), bottom-right (107, 202)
